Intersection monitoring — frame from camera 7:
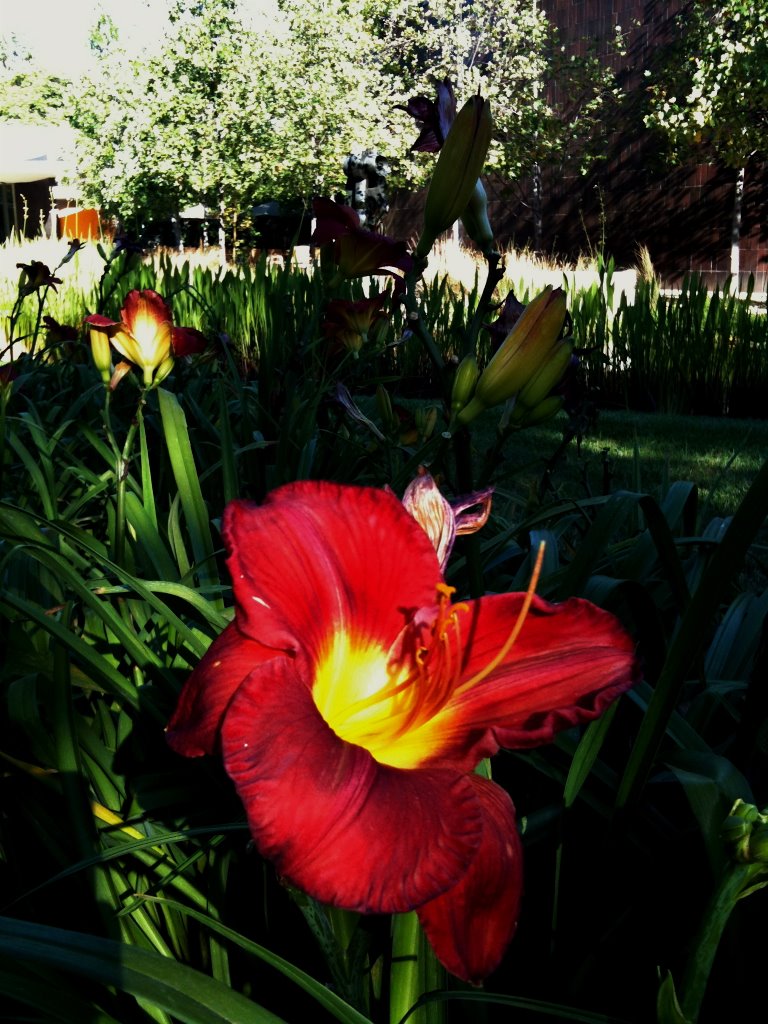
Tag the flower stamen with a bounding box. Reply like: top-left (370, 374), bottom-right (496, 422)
top-left (458, 541), bottom-right (546, 693)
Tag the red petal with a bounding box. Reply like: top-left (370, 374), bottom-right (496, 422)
top-left (121, 289), bottom-right (172, 332)
top-left (418, 774), bottom-right (522, 983)
top-left (416, 595), bottom-right (639, 769)
top-left (84, 313), bottom-right (119, 329)
top-left (220, 657), bottom-right (484, 913)
top-left (311, 198), bottom-right (361, 243)
top-left (222, 482), bottom-right (442, 663)
top-left (172, 326), bottom-right (208, 356)
top-left (166, 623), bottom-right (277, 756)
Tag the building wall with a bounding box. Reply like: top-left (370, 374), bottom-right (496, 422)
top-left (387, 1), bottom-right (767, 293)
top-left (522, 0), bottom-right (767, 290)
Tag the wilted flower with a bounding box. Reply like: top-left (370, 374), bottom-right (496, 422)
top-left (16, 261), bottom-right (62, 296)
top-left (167, 481), bottom-right (639, 983)
top-left (312, 198), bottom-right (413, 283)
top-left (397, 78), bottom-right (456, 153)
top-left (401, 468), bottom-right (493, 570)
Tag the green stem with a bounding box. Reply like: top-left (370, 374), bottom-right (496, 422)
top-left (679, 861), bottom-right (766, 1022)
top-left (28, 289), bottom-right (49, 359)
top-left (113, 398), bottom-right (144, 567)
top-left (389, 913), bottom-right (444, 1024)
top-left (452, 425), bottom-right (484, 598)
top-left (462, 250), bottom-right (504, 359)
top-left (403, 270), bottom-right (445, 380)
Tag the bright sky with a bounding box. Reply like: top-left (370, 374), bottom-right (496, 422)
top-left (0, 0), bottom-right (272, 77)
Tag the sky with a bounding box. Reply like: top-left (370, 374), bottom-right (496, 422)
top-left (0, 0), bottom-right (271, 77)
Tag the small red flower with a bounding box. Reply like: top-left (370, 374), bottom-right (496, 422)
top-left (171, 326), bottom-right (209, 357)
top-left (167, 482), bottom-right (639, 983)
top-left (312, 198), bottom-right (413, 282)
top-left (0, 361), bottom-right (21, 391)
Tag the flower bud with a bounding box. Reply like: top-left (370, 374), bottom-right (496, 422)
top-left (376, 384), bottom-right (397, 435)
top-left (89, 326), bottom-right (113, 385)
top-left (721, 799), bottom-right (768, 863)
top-left (510, 394), bottom-right (564, 427)
top-left (515, 338), bottom-right (574, 411)
top-left (450, 353), bottom-right (480, 418)
top-left (415, 405), bottom-right (438, 441)
top-left (414, 95), bottom-right (492, 258)
top-left (460, 180), bottom-right (495, 256)
top-left (458, 287), bottom-right (567, 422)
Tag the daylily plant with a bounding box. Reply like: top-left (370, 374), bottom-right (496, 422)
top-left (167, 480), bottom-right (638, 984)
top-left (85, 289), bottom-right (207, 386)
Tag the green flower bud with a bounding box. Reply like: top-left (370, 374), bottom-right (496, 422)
top-left (450, 354), bottom-right (480, 418)
top-left (415, 95), bottom-right (492, 259)
top-left (721, 799), bottom-right (768, 863)
top-left (460, 180), bottom-right (495, 256)
top-left (516, 338), bottom-right (574, 410)
top-left (88, 327), bottom-right (113, 385)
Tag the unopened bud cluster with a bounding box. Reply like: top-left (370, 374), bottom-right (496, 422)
top-left (453, 286), bottom-right (572, 427)
top-left (721, 798), bottom-right (768, 863)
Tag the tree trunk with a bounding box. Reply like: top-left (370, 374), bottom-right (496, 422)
top-left (218, 199), bottom-right (227, 267)
top-left (531, 161), bottom-right (543, 254)
top-left (729, 165), bottom-right (745, 287)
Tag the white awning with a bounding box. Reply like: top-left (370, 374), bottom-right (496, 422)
top-left (0, 123), bottom-right (77, 184)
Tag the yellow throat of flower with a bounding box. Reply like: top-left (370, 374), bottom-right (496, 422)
top-left (313, 547), bottom-right (545, 770)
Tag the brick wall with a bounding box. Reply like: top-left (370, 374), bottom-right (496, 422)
top-left (516, 0), bottom-right (767, 290)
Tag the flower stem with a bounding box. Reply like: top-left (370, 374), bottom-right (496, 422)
top-left (390, 912), bottom-right (444, 1024)
top-left (678, 861), bottom-right (766, 1022)
top-left (452, 425), bottom-right (484, 598)
top-left (113, 398), bottom-right (144, 567)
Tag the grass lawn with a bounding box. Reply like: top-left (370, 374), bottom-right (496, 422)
top-left (472, 408), bottom-right (768, 523)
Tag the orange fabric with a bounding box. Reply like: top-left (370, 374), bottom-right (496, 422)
top-left (58, 209), bottom-right (100, 240)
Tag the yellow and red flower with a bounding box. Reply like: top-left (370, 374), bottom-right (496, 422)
top-left (85, 290), bottom-right (207, 386)
top-left (166, 481), bottom-right (638, 983)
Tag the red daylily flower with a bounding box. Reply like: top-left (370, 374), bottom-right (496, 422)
top-left (166, 481), bottom-right (638, 983)
top-left (85, 290), bottom-right (207, 385)
top-left (312, 198), bottom-right (413, 282)
top-left (322, 293), bottom-right (387, 355)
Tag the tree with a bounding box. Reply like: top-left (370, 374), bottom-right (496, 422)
top-left (643, 0), bottom-right (768, 277)
top-left (0, 36), bottom-right (71, 124)
top-left (72, 0), bottom-right (405, 250)
top-left (371, 0), bottom-right (625, 249)
top-left (69, 0), bottom-right (624, 254)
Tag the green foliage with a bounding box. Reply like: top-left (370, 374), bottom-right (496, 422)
top-left (644, 0), bottom-right (768, 166)
top-left (1, 215), bottom-right (766, 1024)
top-left (568, 260), bottom-right (768, 417)
top-left (0, 37), bottom-right (71, 123)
